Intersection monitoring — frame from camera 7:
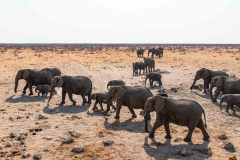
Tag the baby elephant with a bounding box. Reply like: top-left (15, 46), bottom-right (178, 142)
top-left (35, 84), bottom-right (50, 96)
top-left (220, 94), bottom-right (240, 113)
top-left (91, 92), bottom-right (116, 112)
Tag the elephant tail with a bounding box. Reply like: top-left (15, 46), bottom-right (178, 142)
top-left (202, 109), bottom-right (207, 129)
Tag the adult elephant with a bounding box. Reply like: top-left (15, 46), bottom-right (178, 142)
top-left (132, 62), bottom-right (146, 75)
top-left (14, 68), bottom-right (61, 95)
top-left (143, 57), bottom-right (155, 73)
top-left (108, 86), bottom-right (153, 119)
top-left (48, 75), bottom-right (92, 106)
top-left (145, 72), bottom-right (162, 87)
top-left (136, 49), bottom-right (144, 58)
top-left (41, 68), bottom-right (61, 77)
top-left (148, 48), bottom-right (163, 58)
top-left (144, 96), bottom-right (209, 142)
top-left (190, 68), bottom-right (228, 93)
top-left (209, 76), bottom-right (240, 102)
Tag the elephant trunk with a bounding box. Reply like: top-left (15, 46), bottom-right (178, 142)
top-left (190, 80), bottom-right (196, 90)
top-left (14, 78), bottom-right (19, 93)
top-left (220, 99), bottom-right (224, 110)
top-left (48, 86), bottom-right (55, 103)
top-left (144, 112), bottom-right (150, 133)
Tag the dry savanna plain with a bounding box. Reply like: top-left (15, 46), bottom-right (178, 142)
top-left (0, 46), bottom-right (240, 160)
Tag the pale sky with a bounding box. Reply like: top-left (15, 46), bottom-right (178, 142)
top-left (0, 0), bottom-right (239, 43)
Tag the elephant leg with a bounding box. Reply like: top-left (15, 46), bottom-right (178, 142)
top-left (92, 101), bottom-right (98, 110)
top-left (203, 80), bottom-right (210, 93)
top-left (99, 102), bottom-right (104, 111)
top-left (110, 101), bottom-right (116, 110)
top-left (231, 105), bottom-right (236, 114)
top-left (60, 90), bottom-right (66, 105)
top-left (114, 101), bottom-right (123, 119)
top-left (81, 95), bottom-right (87, 105)
top-left (28, 84), bottom-right (33, 96)
top-left (22, 83), bottom-right (28, 94)
top-left (128, 106), bottom-right (137, 118)
top-left (38, 92), bottom-right (40, 96)
top-left (149, 114), bottom-right (164, 139)
top-left (87, 93), bottom-right (91, 105)
top-left (197, 119), bottom-right (210, 141)
top-left (226, 103), bottom-right (230, 112)
top-left (184, 123), bottom-right (197, 142)
top-left (68, 92), bottom-right (76, 105)
top-left (164, 122), bottom-right (172, 139)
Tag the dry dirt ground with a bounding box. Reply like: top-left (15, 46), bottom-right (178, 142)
top-left (0, 47), bottom-right (240, 160)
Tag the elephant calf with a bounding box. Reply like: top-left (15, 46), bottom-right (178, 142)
top-left (91, 92), bottom-right (116, 112)
top-left (132, 62), bottom-right (146, 75)
top-left (107, 80), bottom-right (125, 89)
top-left (220, 94), bottom-right (240, 113)
top-left (190, 68), bottom-right (228, 93)
top-left (108, 86), bottom-right (153, 119)
top-left (210, 76), bottom-right (240, 102)
top-left (35, 84), bottom-right (51, 96)
top-left (145, 72), bottom-right (162, 87)
top-left (144, 96), bottom-right (210, 142)
top-left (48, 75), bottom-right (92, 106)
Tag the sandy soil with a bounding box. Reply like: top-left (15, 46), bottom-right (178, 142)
top-left (0, 47), bottom-right (240, 160)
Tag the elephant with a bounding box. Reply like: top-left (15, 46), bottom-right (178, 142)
top-left (210, 76), bottom-right (240, 102)
top-left (14, 69), bottom-right (55, 95)
top-left (220, 94), bottom-right (240, 113)
top-left (145, 72), bottom-right (162, 87)
top-left (108, 86), bottom-right (153, 119)
top-left (144, 96), bottom-right (209, 142)
top-left (35, 84), bottom-right (52, 96)
top-left (132, 62), bottom-right (146, 75)
top-left (107, 80), bottom-right (125, 89)
top-left (48, 75), bottom-right (92, 105)
top-left (91, 92), bottom-right (116, 112)
top-left (148, 48), bottom-right (163, 58)
top-left (136, 49), bottom-right (144, 58)
top-left (143, 57), bottom-right (155, 73)
top-left (41, 68), bottom-right (61, 77)
top-left (190, 68), bottom-right (228, 93)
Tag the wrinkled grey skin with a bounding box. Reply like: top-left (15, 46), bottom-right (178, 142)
top-left (48, 75), bottom-right (92, 106)
top-left (41, 68), bottom-right (61, 77)
top-left (136, 49), bottom-right (144, 58)
top-left (148, 48), bottom-right (163, 58)
top-left (91, 92), bottom-right (116, 112)
top-left (132, 62), bottom-right (146, 75)
top-left (107, 80), bottom-right (125, 90)
top-left (144, 96), bottom-right (209, 142)
top-left (145, 72), bottom-right (162, 87)
top-left (210, 76), bottom-right (240, 102)
top-left (108, 86), bottom-right (153, 119)
top-left (35, 84), bottom-right (52, 96)
top-left (14, 68), bottom-right (61, 96)
top-left (143, 57), bottom-right (155, 73)
top-left (220, 94), bottom-right (240, 113)
top-left (190, 68), bottom-right (228, 93)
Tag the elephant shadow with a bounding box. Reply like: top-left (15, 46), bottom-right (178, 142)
top-left (132, 73), bottom-right (145, 77)
top-left (143, 136), bottom-right (211, 159)
top-left (86, 109), bottom-right (116, 117)
top-left (43, 104), bottom-right (89, 114)
top-left (192, 91), bottom-right (223, 108)
top-left (155, 69), bottom-right (170, 74)
top-left (103, 117), bottom-right (145, 133)
top-left (5, 95), bottom-right (48, 103)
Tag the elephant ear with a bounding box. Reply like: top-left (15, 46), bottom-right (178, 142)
top-left (145, 97), bottom-right (155, 112)
top-left (52, 76), bottom-right (63, 88)
top-left (110, 86), bottom-right (125, 101)
top-left (22, 70), bottom-right (30, 80)
top-left (202, 70), bottom-right (210, 79)
top-left (153, 96), bottom-right (165, 113)
top-left (215, 76), bottom-right (224, 87)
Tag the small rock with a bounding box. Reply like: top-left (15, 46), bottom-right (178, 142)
top-left (71, 146), bottom-right (84, 153)
top-left (16, 116), bottom-right (23, 119)
top-left (61, 137), bottom-right (74, 144)
top-left (11, 148), bottom-right (20, 155)
top-left (18, 108), bottom-right (26, 111)
top-left (103, 140), bottom-right (114, 146)
top-left (38, 114), bottom-right (48, 120)
top-left (5, 142), bottom-right (12, 147)
top-left (180, 148), bottom-right (193, 156)
top-left (22, 152), bottom-right (30, 159)
top-left (71, 115), bottom-right (80, 120)
top-left (9, 117), bottom-right (14, 121)
top-left (10, 132), bottom-right (17, 138)
top-left (223, 141), bottom-right (235, 152)
top-left (174, 138), bottom-right (182, 142)
top-left (170, 87), bottom-right (178, 93)
top-left (33, 154), bottom-right (41, 160)
top-left (68, 131), bottom-right (80, 138)
top-left (229, 155), bottom-right (237, 160)
top-left (217, 134), bottom-right (228, 140)
top-left (43, 148), bottom-right (49, 152)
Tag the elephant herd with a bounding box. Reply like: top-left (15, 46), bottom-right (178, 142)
top-left (13, 50), bottom-right (239, 143)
